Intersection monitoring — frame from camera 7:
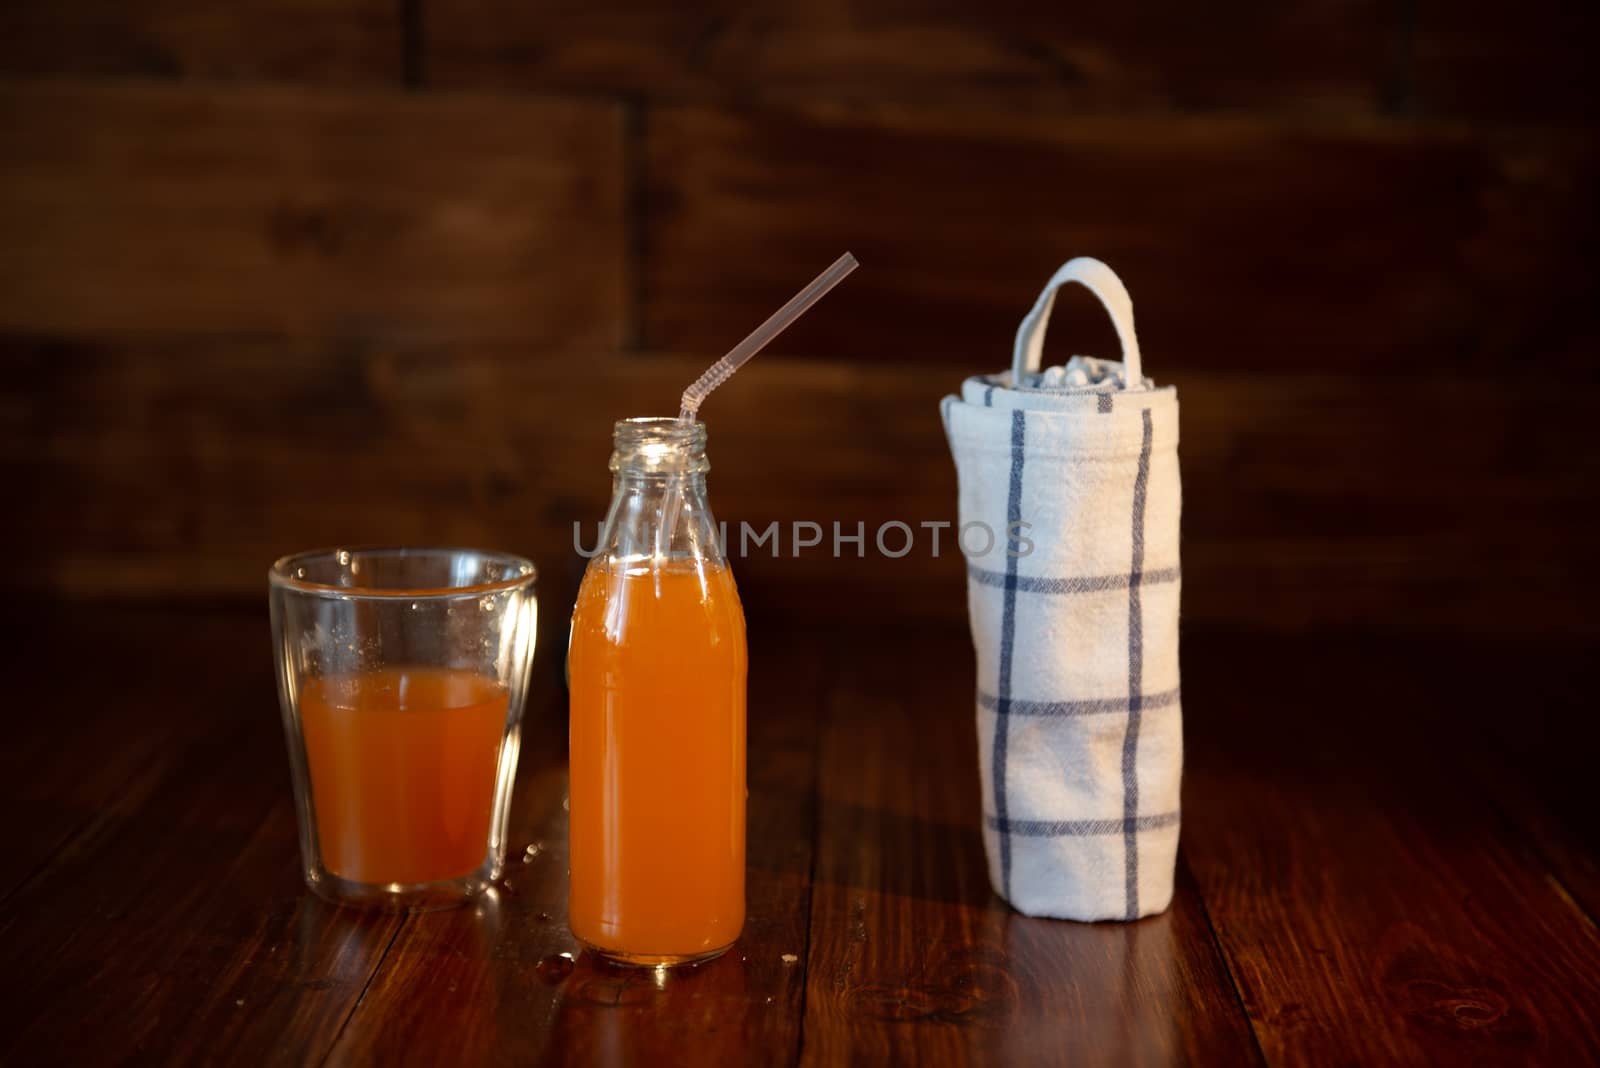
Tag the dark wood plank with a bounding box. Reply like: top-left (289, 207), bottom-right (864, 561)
top-left (1173, 371), bottom-right (1599, 637)
top-left (642, 106), bottom-right (1598, 373)
top-left (1468, 762), bottom-right (1600, 943)
top-left (0, 0), bottom-right (401, 83)
top-left (801, 629), bottom-right (1262, 1065)
top-left (4, 338), bottom-right (1595, 639)
top-left (1181, 627), bottom-right (1600, 1064)
top-left (324, 630), bottom-right (824, 1065)
top-left (427, 2), bottom-right (1395, 117)
top-left (1411, 1), bottom-right (1598, 122)
top-left (3, 606), bottom-right (1597, 1061)
top-left (0, 606), bottom-right (402, 1065)
top-left (0, 605), bottom-right (264, 897)
top-left (1443, 636), bottom-right (1600, 924)
top-left (0, 83), bottom-right (624, 347)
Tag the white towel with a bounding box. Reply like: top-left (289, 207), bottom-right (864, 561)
top-left (940, 258), bottom-right (1182, 922)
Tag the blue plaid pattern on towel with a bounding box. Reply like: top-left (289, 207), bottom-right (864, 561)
top-left (941, 363), bottom-right (1182, 922)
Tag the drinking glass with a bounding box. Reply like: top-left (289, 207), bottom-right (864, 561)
top-left (269, 547), bottom-right (537, 911)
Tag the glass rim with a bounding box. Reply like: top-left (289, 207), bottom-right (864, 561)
top-left (268, 545), bottom-right (538, 600)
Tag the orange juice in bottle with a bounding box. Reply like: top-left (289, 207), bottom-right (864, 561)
top-left (568, 417), bottom-right (747, 965)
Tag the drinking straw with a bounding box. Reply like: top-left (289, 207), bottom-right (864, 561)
top-left (656, 252), bottom-right (860, 565)
top-left (677, 252), bottom-right (860, 420)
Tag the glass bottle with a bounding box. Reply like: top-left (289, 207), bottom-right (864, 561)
top-left (567, 417), bottom-right (748, 965)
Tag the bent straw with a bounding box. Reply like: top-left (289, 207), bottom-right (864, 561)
top-left (677, 252), bottom-right (860, 420)
top-left (656, 252), bottom-right (860, 566)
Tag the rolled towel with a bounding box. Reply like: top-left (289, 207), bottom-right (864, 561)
top-left (940, 258), bottom-right (1182, 922)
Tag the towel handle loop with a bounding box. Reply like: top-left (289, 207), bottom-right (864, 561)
top-left (1012, 257), bottom-right (1142, 389)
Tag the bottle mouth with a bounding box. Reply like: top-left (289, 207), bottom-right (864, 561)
top-left (611, 417), bottom-right (709, 474)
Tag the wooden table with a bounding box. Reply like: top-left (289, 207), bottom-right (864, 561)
top-left (2, 604), bottom-right (1597, 1065)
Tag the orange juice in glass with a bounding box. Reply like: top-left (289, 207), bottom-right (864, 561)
top-left (270, 548), bottom-right (538, 911)
top-left (299, 667), bottom-right (509, 886)
top-left (568, 418), bottom-right (748, 965)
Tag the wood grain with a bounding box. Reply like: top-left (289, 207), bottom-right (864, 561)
top-left (641, 106), bottom-right (1598, 373)
top-left (1443, 635), bottom-right (1600, 925)
top-left (2, 607), bottom-right (1598, 1062)
top-left (0, 606), bottom-right (402, 1065)
top-left (4, 338), bottom-right (1595, 637)
top-left (325, 631), bottom-right (825, 1066)
top-left (1411, 1), bottom-right (1599, 121)
top-left (2, 4), bottom-right (1596, 1060)
top-left (1181, 627), bottom-right (1600, 1064)
top-left (800, 629), bottom-right (1262, 1065)
top-left (0, 606), bottom-right (263, 897)
top-left (0, 83), bottom-right (624, 347)
top-left (0, 0), bottom-right (400, 84)
top-left (426, 2), bottom-right (1395, 117)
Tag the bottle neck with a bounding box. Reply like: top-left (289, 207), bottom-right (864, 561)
top-left (609, 417), bottom-right (709, 477)
top-left (599, 420), bottom-right (721, 567)
top-left (612, 470), bottom-right (708, 491)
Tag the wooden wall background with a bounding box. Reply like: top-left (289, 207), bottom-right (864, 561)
top-left (2, 3), bottom-right (1595, 635)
